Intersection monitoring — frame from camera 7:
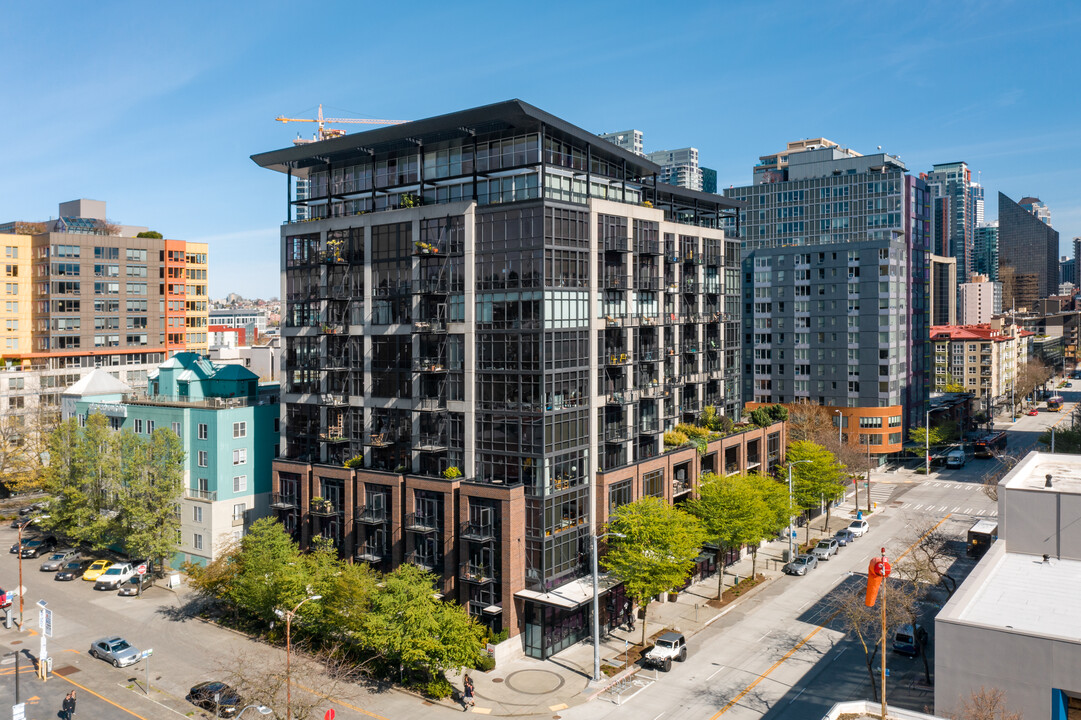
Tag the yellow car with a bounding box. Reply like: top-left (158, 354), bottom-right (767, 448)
top-left (82, 559), bottom-right (114, 582)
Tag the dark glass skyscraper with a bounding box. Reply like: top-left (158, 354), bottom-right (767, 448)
top-left (998, 192), bottom-right (1059, 310)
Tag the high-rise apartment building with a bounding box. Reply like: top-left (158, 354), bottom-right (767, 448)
top-left (930, 254), bottom-right (958, 326)
top-left (959, 275), bottom-right (997, 325)
top-left (597, 129), bottom-right (643, 156)
top-left (0, 201), bottom-right (209, 439)
top-left (701, 167), bottom-right (717, 195)
top-left (974, 221), bottom-right (999, 282)
top-left (645, 147), bottom-right (703, 192)
top-left (922, 162), bottom-right (981, 280)
top-left (1018, 196), bottom-right (1051, 225)
top-left (929, 321), bottom-right (1030, 409)
top-left (752, 138), bottom-right (846, 186)
top-left (1074, 237), bottom-right (1081, 288)
top-left (726, 142), bottom-right (931, 454)
top-left (253, 100), bottom-right (776, 659)
top-left (999, 192), bottom-right (1059, 310)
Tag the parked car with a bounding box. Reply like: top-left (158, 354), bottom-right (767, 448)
top-left (811, 538), bottom-right (839, 561)
top-left (40, 549), bottom-right (79, 572)
top-left (17, 502), bottom-right (48, 516)
top-left (55, 559), bottom-right (92, 581)
top-left (95, 562), bottom-right (136, 591)
top-left (642, 631), bottom-right (687, 672)
top-left (188, 681), bottom-right (246, 717)
top-left (847, 519), bottom-right (870, 537)
top-left (9, 515), bottom-right (34, 530)
top-left (118, 573), bottom-right (154, 596)
top-left (89, 636), bottom-right (141, 668)
top-left (1028, 409), bottom-right (1039, 416)
top-left (783, 554), bottom-right (819, 576)
top-left (892, 623), bottom-right (929, 656)
top-left (834, 529), bottom-right (856, 547)
top-left (19, 537), bottom-right (57, 559)
top-left (82, 559), bottom-right (114, 582)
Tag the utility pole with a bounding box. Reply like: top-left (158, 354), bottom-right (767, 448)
top-left (925, 409), bottom-right (930, 477)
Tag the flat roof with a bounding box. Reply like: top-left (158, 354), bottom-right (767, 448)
top-left (1004, 452), bottom-right (1081, 495)
top-left (940, 541), bottom-right (1081, 642)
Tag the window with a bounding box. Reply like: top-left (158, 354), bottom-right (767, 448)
top-left (232, 421), bottom-right (247, 438)
top-left (198, 450), bottom-right (208, 467)
top-left (198, 423), bottom-right (208, 440)
top-left (146, 420), bottom-right (155, 434)
top-left (193, 533), bottom-right (203, 550)
top-left (642, 469), bottom-right (664, 497)
top-left (233, 503), bottom-right (246, 522)
top-left (193, 505), bottom-right (203, 523)
top-left (609, 479), bottom-right (632, 512)
top-left (171, 421), bottom-right (181, 437)
top-left (233, 448), bottom-right (247, 465)
top-left (232, 475), bottom-right (247, 493)
top-left (134, 418), bottom-right (143, 433)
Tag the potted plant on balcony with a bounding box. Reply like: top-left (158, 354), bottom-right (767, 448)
top-left (311, 496), bottom-right (333, 513)
top-left (443, 466), bottom-right (462, 480)
top-left (343, 455), bottom-right (363, 469)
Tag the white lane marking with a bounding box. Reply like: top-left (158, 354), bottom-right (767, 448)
top-left (832, 647), bottom-right (847, 662)
top-left (952, 506), bottom-right (961, 512)
top-left (757, 630), bottom-right (772, 642)
top-left (652, 712), bottom-right (666, 720)
top-left (964, 508), bottom-right (972, 514)
top-left (706, 666), bottom-right (725, 681)
top-left (788, 687), bottom-right (807, 705)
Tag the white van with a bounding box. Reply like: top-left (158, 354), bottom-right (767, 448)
top-left (945, 449), bottom-right (966, 468)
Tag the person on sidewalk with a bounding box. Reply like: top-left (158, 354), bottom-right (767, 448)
top-left (462, 674), bottom-right (475, 711)
top-left (63, 691), bottom-right (77, 720)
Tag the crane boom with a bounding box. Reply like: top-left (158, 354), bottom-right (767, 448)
top-left (275, 104), bottom-right (406, 142)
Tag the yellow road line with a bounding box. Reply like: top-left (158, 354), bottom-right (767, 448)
top-left (52, 672), bottom-right (151, 720)
top-left (708, 514), bottom-right (952, 719)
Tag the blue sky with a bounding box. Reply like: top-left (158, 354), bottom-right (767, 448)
top-left (3, 1), bottom-right (1079, 298)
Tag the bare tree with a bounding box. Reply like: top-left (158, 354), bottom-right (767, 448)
top-left (949, 687), bottom-right (1023, 720)
top-left (1014, 359), bottom-right (1052, 410)
top-left (219, 643), bottom-right (360, 720)
top-left (831, 581), bottom-right (918, 701)
top-left (786, 402), bottom-right (870, 494)
top-left (981, 450), bottom-right (1022, 502)
top-left (0, 403), bottom-right (57, 496)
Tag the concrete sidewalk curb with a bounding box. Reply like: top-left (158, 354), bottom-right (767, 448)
top-left (702, 574), bottom-right (775, 628)
top-left (584, 665), bottom-right (641, 702)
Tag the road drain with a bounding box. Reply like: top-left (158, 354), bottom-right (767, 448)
top-left (53, 666), bottom-right (81, 677)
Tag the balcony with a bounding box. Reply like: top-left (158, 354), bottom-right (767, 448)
top-left (319, 432), bottom-right (349, 444)
top-left (404, 513), bottom-right (439, 534)
top-left (320, 393), bottom-right (347, 406)
top-left (638, 383), bottom-right (668, 399)
top-left (635, 239), bottom-right (660, 255)
top-left (356, 543), bottom-right (386, 564)
top-left (412, 318), bottom-right (447, 334)
top-left (604, 313), bottom-right (626, 328)
top-left (637, 349), bottom-right (659, 363)
top-left (270, 492), bottom-right (297, 509)
top-left (364, 433), bottom-right (393, 447)
top-left (639, 315), bottom-right (659, 327)
top-left (605, 352), bottom-right (632, 366)
top-left (683, 344), bottom-right (700, 355)
top-left (606, 390), bottom-right (637, 406)
top-left (413, 358), bottom-right (449, 372)
top-left (640, 419), bottom-right (661, 433)
top-left (405, 551), bottom-right (438, 572)
top-left (673, 478), bottom-right (692, 495)
top-left (375, 282), bottom-right (411, 297)
top-left (460, 562), bottom-right (498, 585)
top-left (414, 278), bottom-right (450, 294)
top-left (460, 521), bottom-right (497, 543)
top-left (704, 253), bottom-right (722, 267)
top-left (415, 397), bottom-right (447, 412)
top-left (634, 276), bottom-right (661, 291)
top-left (414, 434), bottom-right (448, 452)
top-left (309, 499), bottom-right (340, 517)
top-left (354, 505), bottom-right (388, 525)
top-left (186, 487), bottom-right (217, 502)
top-left (683, 398), bottom-right (702, 413)
top-left (683, 250), bottom-right (702, 265)
top-left (319, 323), bottom-right (347, 335)
top-left (683, 280), bottom-right (699, 294)
top-left (603, 274), bottom-right (628, 289)
top-left (604, 236), bottom-right (630, 252)
top-left (604, 425), bottom-right (630, 442)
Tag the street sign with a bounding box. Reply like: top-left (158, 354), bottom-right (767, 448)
top-left (12, 702), bottom-right (25, 720)
top-left (324, 710), bottom-right (336, 720)
top-left (141, 648), bottom-right (154, 659)
top-left (35, 600), bottom-right (47, 610)
top-left (136, 564), bottom-right (148, 576)
top-left (38, 608), bottom-right (52, 638)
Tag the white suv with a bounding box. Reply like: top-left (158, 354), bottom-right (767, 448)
top-left (95, 562), bottom-right (136, 590)
top-left (643, 631), bottom-right (687, 672)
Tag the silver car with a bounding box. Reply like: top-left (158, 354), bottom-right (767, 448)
top-left (783, 554), bottom-right (819, 576)
top-left (89, 636), bottom-right (141, 668)
top-left (811, 538), bottom-right (840, 561)
top-left (40, 549), bottom-right (79, 572)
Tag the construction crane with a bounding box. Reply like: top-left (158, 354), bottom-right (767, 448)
top-left (275, 104), bottom-right (407, 144)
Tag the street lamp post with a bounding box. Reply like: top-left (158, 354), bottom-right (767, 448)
top-left (925, 409), bottom-right (931, 477)
top-left (591, 530), bottom-right (625, 682)
top-left (276, 594), bottom-right (322, 720)
top-left (787, 460), bottom-right (812, 561)
top-left (16, 523), bottom-right (24, 629)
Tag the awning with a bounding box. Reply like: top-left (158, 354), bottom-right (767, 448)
top-left (483, 605), bottom-right (503, 615)
top-left (515, 573), bottom-right (622, 610)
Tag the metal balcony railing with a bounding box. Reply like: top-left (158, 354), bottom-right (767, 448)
top-left (270, 493), bottom-right (297, 509)
top-left (459, 521), bottom-right (497, 543)
top-left (404, 513), bottom-right (439, 534)
top-left (460, 562), bottom-right (498, 585)
top-left (354, 505), bottom-right (388, 525)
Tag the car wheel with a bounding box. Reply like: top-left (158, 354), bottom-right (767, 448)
top-left (678, 648), bottom-right (687, 662)
top-left (663, 658), bottom-right (671, 672)
top-left (89, 649), bottom-right (97, 659)
top-left (113, 658), bottom-right (121, 668)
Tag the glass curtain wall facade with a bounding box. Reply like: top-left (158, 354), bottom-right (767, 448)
top-left (256, 100), bottom-right (741, 659)
top-left (998, 192), bottom-right (1059, 310)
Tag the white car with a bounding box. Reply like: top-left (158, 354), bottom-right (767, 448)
top-left (94, 562), bottom-right (136, 590)
top-left (848, 519), bottom-right (870, 537)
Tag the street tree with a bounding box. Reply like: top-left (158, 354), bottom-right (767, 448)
top-left (0, 403), bottom-right (56, 497)
top-left (831, 581), bottom-right (918, 702)
top-left (746, 472), bottom-right (796, 575)
top-left (1014, 358), bottom-right (1052, 407)
top-left (224, 517), bottom-right (309, 627)
top-left (118, 427), bottom-right (184, 571)
top-left (785, 402), bottom-right (868, 486)
top-left (359, 563), bottom-right (485, 689)
top-left (603, 496), bottom-right (707, 645)
top-left (687, 473), bottom-right (765, 597)
top-left (787, 440), bottom-right (847, 543)
top-left (949, 687), bottom-right (1024, 720)
top-left (221, 644), bottom-right (360, 720)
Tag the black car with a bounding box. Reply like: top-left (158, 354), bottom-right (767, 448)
top-left (118, 573), bottom-right (154, 596)
top-left (19, 537), bottom-right (57, 559)
top-left (55, 559), bottom-right (92, 581)
top-left (188, 681), bottom-right (245, 717)
top-left (10, 515), bottom-right (35, 530)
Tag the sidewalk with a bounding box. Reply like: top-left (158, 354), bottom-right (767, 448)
top-left (450, 499), bottom-right (873, 716)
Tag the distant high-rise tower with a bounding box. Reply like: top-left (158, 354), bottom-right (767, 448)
top-left (645, 147), bottom-right (703, 191)
top-left (701, 167), bottom-right (717, 194)
top-left (929, 254), bottom-right (958, 325)
top-left (974, 221), bottom-right (999, 282)
top-left (1018, 197), bottom-right (1051, 225)
top-left (998, 192), bottom-right (1059, 310)
top-left (597, 129), bottom-right (644, 156)
top-left (1074, 237), bottom-right (1081, 288)
top-left (923, 162), bottom-right (980, 280)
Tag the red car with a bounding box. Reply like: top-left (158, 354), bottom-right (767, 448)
top-left (1028, 409), bottom-right (1039, 416)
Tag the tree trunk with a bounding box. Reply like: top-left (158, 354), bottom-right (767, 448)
top-left (751, 546), bottom-right (758, 577)
top-left (805, 513), bottom-right (811, 547)
top-left (716, 547), bottom-right (725, 598)
top-left (919, 638), bottom-right (931, 684)
top-left (825, 499), bottom-right (832, 535)
top-left (640, 601), bottom-right (649, 647)
top-left (865, 644), bottom-right (880, 701)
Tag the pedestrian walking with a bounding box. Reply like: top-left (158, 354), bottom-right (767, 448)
top-left (462, 674), bottom-right (475, 711)
top-left (63, 690), bottom-right (77, 720)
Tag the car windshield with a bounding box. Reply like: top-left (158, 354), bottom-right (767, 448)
top-left (48, 553), bottom-right (65, 560)
top-left (109, 640), bottom-right (131, 652)
top-left (63, 563), bottom-right (81, 570)
top-left (896, 633), bottom-right (913, 643)
top-left (657, 640), bottom-right (673, 648)
top-left (817, 541), bottom-right (829, 548)
top-left (102, 568), bottom-right (122, 575)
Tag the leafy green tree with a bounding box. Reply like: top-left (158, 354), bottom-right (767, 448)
top-left (1039, 425), bottom-right (1081, 453)
top-left (225, 517), bottom-right (308, 626)
top-left (688, 473), bottom-right (766, 597)
top-left (749, 407), bottom-right (772, 428)
top-left (746, 472), bottom-right (796, 574)
top-left (766, 404), bottom-right (789, 423)
top-left (943, 373), bottom-right (966, 393)
top-left (602, 497), bottom-right (707, 644)
top-left (699, 405), bottom-right (721, 432)
top-left (136, 230), bottom-right (163, 239)
top-left (787, 440), bottom-right (847, 543)
top-left (360, 563), bottom-right (485, 684)
top-left (120, 428), bottom-right (184, 570)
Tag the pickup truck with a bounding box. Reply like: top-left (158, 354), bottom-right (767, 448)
top-left (94, 562), bottom-right (136, 591)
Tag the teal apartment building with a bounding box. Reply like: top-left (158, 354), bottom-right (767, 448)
top-left (62, 353), bottom-right (279, 567)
